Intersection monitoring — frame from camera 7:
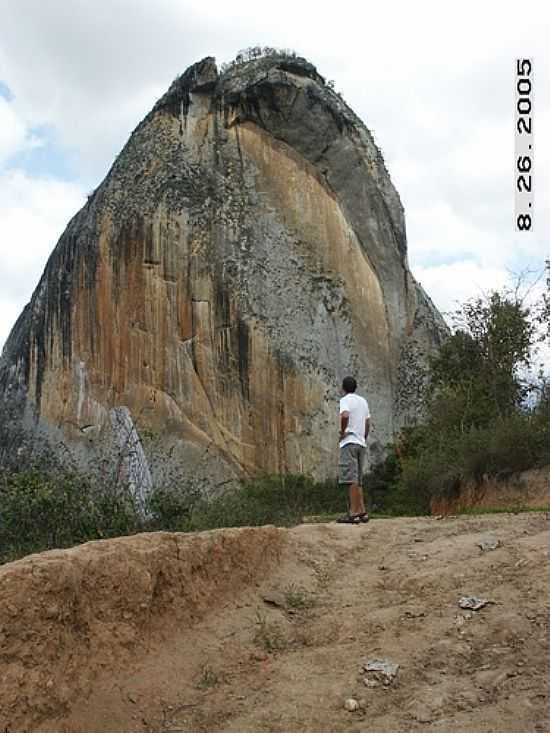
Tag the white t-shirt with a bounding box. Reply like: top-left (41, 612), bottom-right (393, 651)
top-left (339, 393), bottom-right (370, 448)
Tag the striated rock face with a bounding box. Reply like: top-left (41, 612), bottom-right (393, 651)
top-left (0, 54), bottom-right (447, 483)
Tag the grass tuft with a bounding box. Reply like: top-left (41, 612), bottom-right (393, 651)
top-left (253, 610), bottom-right (287, 652)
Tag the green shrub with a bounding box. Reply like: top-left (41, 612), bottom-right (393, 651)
top-left (0, 471), bottom-right (94, 560)
top-left (386, 406), bottom-right (550, 510)
top-left (0, 469), bottom-right (142, 563)
top-left (375, 283), bottom-right (550, 511)
top-left (0, 470), bottom-right (353, 564)
top-left (186, 474), bottom-right (346, 531)
top-left (146, 484), bottom-right (201, 531)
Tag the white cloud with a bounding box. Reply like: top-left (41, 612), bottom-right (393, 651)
top-left (416, 261), bottom-right (550, 375)
top-left (0, 170), bottom-right (85, 347)
top-left (414, 261), bottom-right (513, 318)
top-left (0, 96), bottom-right (42, 165)
top-left (406, 198), bottom-right (508, 268)
top-left (0, 0), bottom-right (549, 349)
top-left (0, 98), bottom-right (25, 163)
top-left (0, 0), bottom-right (236, 180)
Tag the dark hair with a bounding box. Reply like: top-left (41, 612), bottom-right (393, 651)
top-left (342, 376), bottom-right (357, 393)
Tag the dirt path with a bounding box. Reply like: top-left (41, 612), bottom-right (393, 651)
top-left (43, 513), bottom-right (550, 732)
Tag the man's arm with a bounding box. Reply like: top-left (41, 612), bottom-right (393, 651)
top-left (340, 411), bottom-right (350, 441)
top-left (364, 417), bottom-right (371, 441)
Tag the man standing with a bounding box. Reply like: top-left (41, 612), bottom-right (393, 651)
top-left (337, 376), bottom-right (370, 524)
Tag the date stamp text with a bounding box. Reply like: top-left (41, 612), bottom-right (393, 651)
top-left (515, 59), bottom-right (533, 231)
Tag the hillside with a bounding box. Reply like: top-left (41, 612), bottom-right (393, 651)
top-left (2, 513), bottom-right (550, 732)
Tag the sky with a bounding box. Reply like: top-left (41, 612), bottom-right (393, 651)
top-left (0, 0), bottom-right (549, 350)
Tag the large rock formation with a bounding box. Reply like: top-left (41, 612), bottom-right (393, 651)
top-left (0, 53), bottom-right (447, 485)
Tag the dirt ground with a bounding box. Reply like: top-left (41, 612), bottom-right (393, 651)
top-left (38, 512), bottom-right (550, 733)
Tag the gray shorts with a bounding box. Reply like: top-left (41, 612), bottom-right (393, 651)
top-left (338, 443), bottom-right (366, 484)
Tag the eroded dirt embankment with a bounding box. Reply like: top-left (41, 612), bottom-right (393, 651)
top-left (3, 512), bottom-right (550, 733)
top-left (431, 466), bottom-right (550, 515)
top-left (0, 526), bottom-right (285, 732)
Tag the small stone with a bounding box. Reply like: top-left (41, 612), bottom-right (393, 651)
top-left (458, 596), bottom-right (492, 611)
top-left (475, 669), bottom-right (509, 689)
top-left (262, 591), bottom-right (286, 608)
top-left (412, 704), bottom-right (434, 723)
top-left (361, 658), bottom-right (399, 686)
top-left (251, 651), bottom-right (268, 662)
top-left (477, 536), bottom-right (500, 552)
top-left (344, 698), bottom-right (360, 712)
top-left (128, 692), bottom-right (137, 703)
top-left (363, 677), bottom-right (379, 688)
top-left (44, 604), bottom-right (59, 620)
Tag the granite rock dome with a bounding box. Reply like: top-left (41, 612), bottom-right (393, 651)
top-left (0, 53), bottom-right (447, 484)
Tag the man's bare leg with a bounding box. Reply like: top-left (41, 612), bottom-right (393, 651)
top-left (349, 482), bottom-right (366, 516)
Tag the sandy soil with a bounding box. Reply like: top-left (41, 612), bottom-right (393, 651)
top-left (37, 512), bottom-right (550, 733)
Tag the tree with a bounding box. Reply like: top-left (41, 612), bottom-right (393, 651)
top-left (376, 279), bottom-right (550, 509)
top-left (430, 290), bottom-right (535, 428)
top-left (537, 259), bottom-right (550, 340)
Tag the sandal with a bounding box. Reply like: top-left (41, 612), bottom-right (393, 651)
top-left (336, 513), bottom-right (368, 524)
top-left (336, 514), bottom-right (362, 524)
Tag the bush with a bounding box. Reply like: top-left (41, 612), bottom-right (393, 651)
top-left (362, 445), bottom-right (426, 515)
top-left (186, 474), bottom-right (346, 531)
top-left (388, 406), bottom-right (550, 509)
top-left (146, 484), bottom-right (202, 531)
top-left (0, 470), bottom-right (352, 564)
top-left (0, 469), bottom-right (143, 563)
top-left (375, 283), bottom-right (550, 511)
